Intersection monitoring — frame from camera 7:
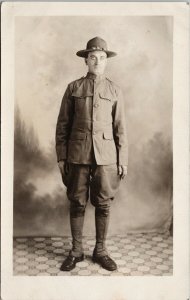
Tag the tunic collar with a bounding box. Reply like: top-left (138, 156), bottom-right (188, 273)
top-left (86, 72), bottom-right (105, 82)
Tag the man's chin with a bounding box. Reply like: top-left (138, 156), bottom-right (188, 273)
top-left (91, 70), bottom-right (104, 76)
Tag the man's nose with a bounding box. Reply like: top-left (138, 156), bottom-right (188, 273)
top-left (95, 57), bottom-right (101, 64)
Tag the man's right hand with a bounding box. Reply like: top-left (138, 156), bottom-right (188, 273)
top-left (58, 160), bottom-right (69, 176)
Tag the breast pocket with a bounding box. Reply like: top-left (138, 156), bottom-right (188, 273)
top-left (99, 94), bottom-right (112, 103)
top-left (73, 96), bottom-right (86, 113)
top-left (99, 92), bottom-right (113, 118)
top-left (72, 89), bottom-right (93, 115)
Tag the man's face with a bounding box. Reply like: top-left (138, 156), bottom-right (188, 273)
top-left (85, 50), bottom-right (107, 75)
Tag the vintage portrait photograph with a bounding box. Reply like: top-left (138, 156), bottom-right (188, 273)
top-left (1, 2), bottom-right (189, 300)
top-left (13, 14), bottom-right (173, 276)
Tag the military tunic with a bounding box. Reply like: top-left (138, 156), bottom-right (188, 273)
top-left (56, 72), bottom-right (128, 166)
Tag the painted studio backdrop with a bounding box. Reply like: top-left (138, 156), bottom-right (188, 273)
top-left (14, 16), bottom-right (173, 237)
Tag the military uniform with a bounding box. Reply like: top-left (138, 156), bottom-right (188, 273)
top-left (55, 37), bottom-right (128, 271)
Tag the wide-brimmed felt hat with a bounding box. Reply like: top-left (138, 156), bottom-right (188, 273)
top-left (76, 37), bottom-right (117, 58)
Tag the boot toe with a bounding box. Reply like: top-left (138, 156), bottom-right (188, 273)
top-left (60, 254), bottom-right (84, 271)
top-left (92, 255), bottom-right (117, 271)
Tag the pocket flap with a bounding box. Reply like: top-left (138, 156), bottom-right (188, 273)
top-left (99, 87), bottom-right (115, 102)
top-left (72, 86), bottom-right (93, 98)
top-left (103, 132), bottom-right (113, 140)
top-left (99, 92), bottom-right (112, 101)
top-left (70, 132), bottom-right (87, 140)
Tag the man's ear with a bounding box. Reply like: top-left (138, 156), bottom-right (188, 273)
top-left (84, 58), bottom-right (88, 65)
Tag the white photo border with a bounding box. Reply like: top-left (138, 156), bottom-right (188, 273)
top-left (1, 2), bottom-right (189, 300)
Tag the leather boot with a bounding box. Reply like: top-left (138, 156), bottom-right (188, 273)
top-left (70, 214), bottom-right (85, 257)
top-left (60, 251), bottom-right (84, 271)
top-left (60, 206), bottom-right (85, 271)
top-left (93, 209), bottom-right (117, 271)
top-left (94, 214), bottom-right (109, 256)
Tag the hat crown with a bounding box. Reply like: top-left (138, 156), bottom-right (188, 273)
top-left (76, 37), bottom-right (117, 58)
top-left (86, 37), bottom-right (107, 51)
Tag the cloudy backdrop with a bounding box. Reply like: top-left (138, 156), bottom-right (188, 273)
top-left (14, 16), bottom-right (173, 236)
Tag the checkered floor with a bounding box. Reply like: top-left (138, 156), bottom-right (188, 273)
top-left (13, 233), bottom-right (173, 276)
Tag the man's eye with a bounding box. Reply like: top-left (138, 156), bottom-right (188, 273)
top-left (90, 56), bottom-right (96, 60)
top-left (101, 56), bottom-right (106, 60)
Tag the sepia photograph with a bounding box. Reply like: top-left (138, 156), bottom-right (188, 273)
top-left (1, 2), bottom-right (189, 300)
top-left (13, 15), bottom-right (173, 276)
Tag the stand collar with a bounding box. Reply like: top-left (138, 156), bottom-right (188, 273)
top-left (86, 72), bottom-right (105, 82)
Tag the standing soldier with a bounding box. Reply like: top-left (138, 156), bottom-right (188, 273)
top-left (56, 37), bottom-right (128, 272)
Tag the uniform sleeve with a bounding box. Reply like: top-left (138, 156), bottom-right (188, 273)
top-left (112, 87), bottom-right (128, 166)
top-left (55, 84), bottom-right (74, 162)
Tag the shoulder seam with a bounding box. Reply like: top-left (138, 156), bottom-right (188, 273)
top-left (106, 77), bottom-right (120, 88)
top-left (68, 76), bottom-right (85, 93)
top-left (68, 76), bottom-right (85, 85)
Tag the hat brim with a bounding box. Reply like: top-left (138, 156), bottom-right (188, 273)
top-left (76, 49), bottom-right (117, 58)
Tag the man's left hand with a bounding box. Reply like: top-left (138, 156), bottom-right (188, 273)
top-left (118, 165), bottom-right (128, 179)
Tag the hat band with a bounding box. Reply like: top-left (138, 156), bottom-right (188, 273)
top-left (89, 46), bottom-right (106, 51)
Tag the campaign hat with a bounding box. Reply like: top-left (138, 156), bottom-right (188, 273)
top-left (76, 37), bottom-right (117, 58)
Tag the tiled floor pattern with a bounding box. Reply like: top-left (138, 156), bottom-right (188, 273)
top-left (13, 233), bottom-right (173, 276)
